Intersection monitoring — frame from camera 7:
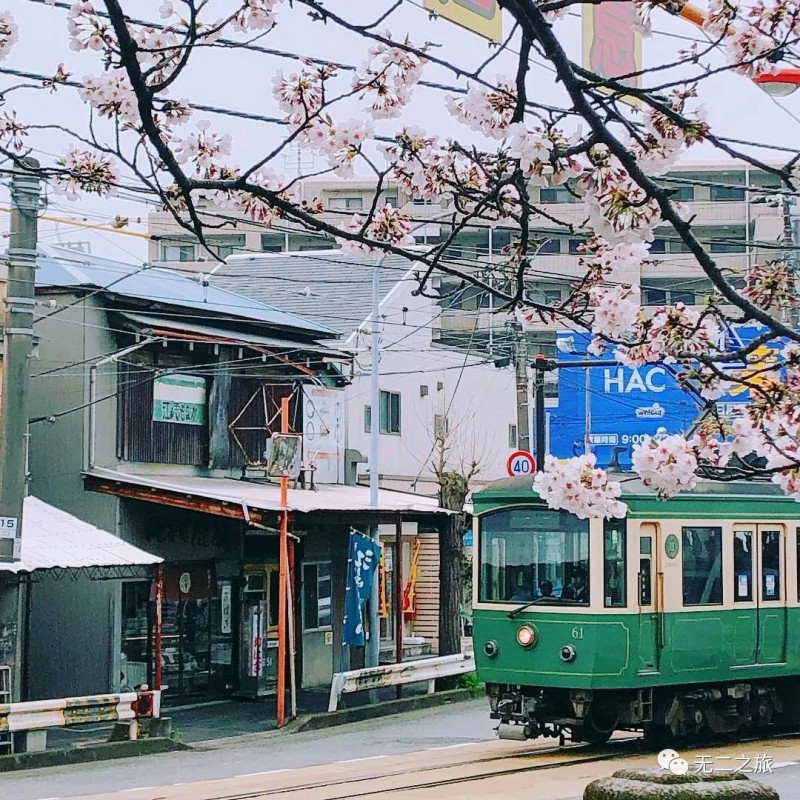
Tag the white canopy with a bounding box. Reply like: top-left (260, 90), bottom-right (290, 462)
top-left (0, 496), bottom-right (162, 575)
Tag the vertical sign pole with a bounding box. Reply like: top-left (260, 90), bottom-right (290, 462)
top-left (277, 396), bottom-right (290, 727)
top-left (154, 564), bottom-right (164, 690)
top-left (394, 515), bottom-right (403, 699)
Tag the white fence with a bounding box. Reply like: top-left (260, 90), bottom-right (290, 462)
top-left (328, 653), bottom-right (475, 712)
top-left (0, 689), bottom-right (161, 735)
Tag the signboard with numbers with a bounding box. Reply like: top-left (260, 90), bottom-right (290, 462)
top-left (153, 375), bottom-right (207, 426)
top-left (423, 0), bottom-right (502, 43)
top-left (507, 450), bottom-right (536, 478)
top-left (0, 517), bottom-right (18, 540)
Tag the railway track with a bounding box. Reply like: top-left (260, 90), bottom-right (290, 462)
top-left (200, 737), bottom-right (644, 800)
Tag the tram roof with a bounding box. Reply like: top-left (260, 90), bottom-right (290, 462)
top-left (472, 474), bottom-right (800, 520)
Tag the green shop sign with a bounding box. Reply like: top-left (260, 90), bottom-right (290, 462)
top-left (153, 375), bottom-right (207, 426)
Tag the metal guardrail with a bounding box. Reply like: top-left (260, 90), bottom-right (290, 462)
top-left (328, 653), bottom-right (475, 712)
top-left (0, 689), bottom-right (161, 735)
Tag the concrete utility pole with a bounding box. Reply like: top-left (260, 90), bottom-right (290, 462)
top-left (781, 195), bottom-right (800, 329)
top-left (510, 320), bottom-right (531, 454)
top-left (366, 254), bottom-right (386, 684)
top-left (0, 159), bottom-right (40, 562)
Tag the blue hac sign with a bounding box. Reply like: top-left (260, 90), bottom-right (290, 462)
top-left (548, 326), bottom-right (775, 470)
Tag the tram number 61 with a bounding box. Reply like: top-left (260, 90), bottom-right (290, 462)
top-left (571, 627), bottom-right (584, 640)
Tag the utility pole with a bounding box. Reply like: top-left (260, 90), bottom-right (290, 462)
top-left (510, 321), bottom-right (531, 454)
top-left (533, 355), bottom-right (547, 470)
top-left (0, 158), bottom-right (40, 562)
top-left (366, 254), bottom-right (385, 689)
top-left (781, 195), bottom-right (799, 329)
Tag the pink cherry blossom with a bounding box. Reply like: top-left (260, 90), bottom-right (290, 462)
top-left (0, 11), bottom-right (18, 62)
top-left (533, 454), bottom-right (627, 520)
top-left (53, 147), bottom-right (119, 200)
top-left (337, 205), bottom-right (416, 256)
top-left (631, 434), bottom-right (701, 499)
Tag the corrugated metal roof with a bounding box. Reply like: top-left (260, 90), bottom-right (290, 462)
top-left (215, 250), bottom-right (421, 335)
top-left (117, 312), bottom-right (350, 358)
top-left (35, 246), bottom-right (337, 337)
top-left (0, 496), bottom-right (162, 574)
top-left (86, 468), bottom-right (452, 516)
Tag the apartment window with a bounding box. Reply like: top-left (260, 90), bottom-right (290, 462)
top-left (379, 390), bottom-right (401, 434)
top-left (384, 195), bottom-right (399, 208)
top-left (643, 287), bottom-right (668, 306)
top-left (364, 405), bottom-right (372, 433)
top-left (568, 239), bottom-right (585, 254)
top-left (508, 424), bottom-right (518, 448)
top-left (671, 288), bottom-right (696, 305)
top-left (539, 186), bottom-right (577, 204)
top-left (413, 198), bottom-right (434, 205)
top-left (302, 562), bottom-right (332, 630)
top-left (650, 238), bottom-right (667, 254)
top-left (434, 414), bottom-right (449, 438)
top-left (711, 185), bottom-right (746, 202)
top-left (208, 235), bottom-right (246, 260)
top-left (538, 239), bottom-right (561, 254)
top-left (664, 185), bottom-right (695, 202)
top-left (328, 196), bottom-right (364, 211)
top-left (160, 243), bottom-right (196, 262)
top-left (710, 238), bottom-right (745, 253)
top-left (261, 233), bottom-right (284, 252)
top-left (543, 289), bottom-right (562, 304)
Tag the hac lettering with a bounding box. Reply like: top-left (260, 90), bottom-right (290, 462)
top-left (603, 366), bottom-right (666, 394)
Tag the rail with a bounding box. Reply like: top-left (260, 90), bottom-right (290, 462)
top-left (328, 653), bottom-right (474, 712)
top-left (0, 688), bottom-right (161, 746)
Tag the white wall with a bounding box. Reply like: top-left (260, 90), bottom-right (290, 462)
top-left (343, 272), bottom-right (520, 494)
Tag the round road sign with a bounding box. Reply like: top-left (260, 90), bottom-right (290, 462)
top-left (507, 450), bottom-right (536, 477)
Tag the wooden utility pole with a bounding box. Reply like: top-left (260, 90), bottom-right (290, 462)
top-left (0, 158), bottom-right (40, 563)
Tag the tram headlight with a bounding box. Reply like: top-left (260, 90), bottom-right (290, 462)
top-left (560, 645), bottom-right (576, 662)
top-left (484, 640), bottom-right (499, 658)
top-left (516, 625), bottom-right (537, 649)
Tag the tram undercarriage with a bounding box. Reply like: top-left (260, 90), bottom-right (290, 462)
top-left (487, 680), bottom-right (795, 744)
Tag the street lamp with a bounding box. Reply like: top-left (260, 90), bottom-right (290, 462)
top-left (753, 68), bottom-right (800, 97)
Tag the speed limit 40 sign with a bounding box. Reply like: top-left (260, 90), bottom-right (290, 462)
top-left (507, 450), bottom-right (536, 477)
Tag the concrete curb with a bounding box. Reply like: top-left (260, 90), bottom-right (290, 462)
top-left (291, 688), bottom-right (475, 733)
top-left (0, 737), bottom-right (189, 773)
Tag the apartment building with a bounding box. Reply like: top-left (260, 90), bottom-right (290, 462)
top-left (149, 164), bottom-right (786, 348)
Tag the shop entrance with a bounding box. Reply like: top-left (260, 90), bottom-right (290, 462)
top-left (239, 564), bottom-right (280, 695)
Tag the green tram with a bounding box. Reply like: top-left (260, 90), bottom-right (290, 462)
top-left (471, 475), bottom-right (800, 744)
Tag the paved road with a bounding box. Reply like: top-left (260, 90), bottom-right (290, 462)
top-left (7, 700), bottom-right (800, 799)
top-left (5, 699), bottom-right (497, 800)
top-left (16, 727), bottom-right (800, 800)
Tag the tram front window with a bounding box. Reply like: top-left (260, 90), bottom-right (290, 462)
top-left (479, 509), bottom-right (590, 605)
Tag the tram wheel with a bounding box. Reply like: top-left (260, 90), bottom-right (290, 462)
top-left (571, 705), bottom-right (617, 745)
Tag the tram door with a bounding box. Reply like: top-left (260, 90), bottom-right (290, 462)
top-left (732, 526), bottom-right (787, 664)
top-left (637, 523), bottom-right (662, 673)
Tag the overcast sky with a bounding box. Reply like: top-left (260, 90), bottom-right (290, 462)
top-left (3, 0), bottom-right (799, 263)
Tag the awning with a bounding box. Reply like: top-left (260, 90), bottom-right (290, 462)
top-left (84, 468), bottom-right (453, 519)
top-left (115, 312), bottom-right (349, 359)
top-left (0, 496), bottom-right (162, 576)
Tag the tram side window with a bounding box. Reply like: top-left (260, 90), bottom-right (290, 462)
top-left (682, 527), bottom-right (722, 606)
top-left (604, 519), bottom-right (626, 607)
top-left (733, 531), bottom-right (753, 602)
top-left (761, 529), bottom-right (781, 601)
